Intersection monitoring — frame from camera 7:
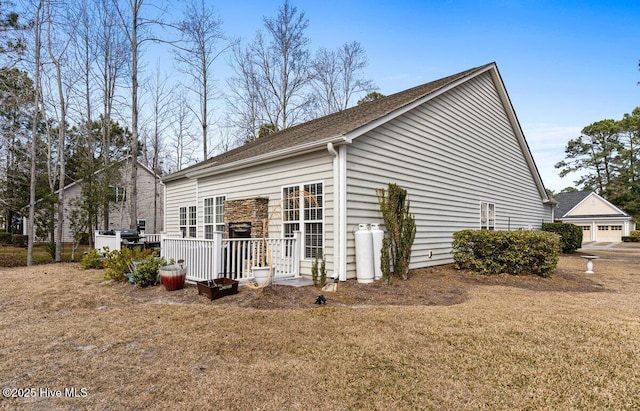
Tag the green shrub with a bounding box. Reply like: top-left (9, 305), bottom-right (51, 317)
top-left (103, 247), bottom-right (152, 281)
top-left (625, 230), bottom-right (640, 242)
top-left (541, 223), bottom-right (583, 253)
top-left (80, 248), bottom-right (104, 269)
top-left (0, 232), bottom-right (11, 244)
top-left (131, 256), bottom-right (166, 287)
top-left (311, 257), bottom-right (319, 287)
top-left (10, 235), bottom-right (28, 247)
top-left (452, 229), bottom-right (561, 277)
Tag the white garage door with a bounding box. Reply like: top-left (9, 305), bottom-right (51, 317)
top-left (595, 225), bottom-right (623, 242)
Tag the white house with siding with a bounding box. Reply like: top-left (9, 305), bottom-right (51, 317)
top-left (163, 62), bottom-right (555, 280)
top-left (47, 158), bottom-right (164, 243)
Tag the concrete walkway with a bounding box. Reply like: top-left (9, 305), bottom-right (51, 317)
top-left (578, 242), bottom-right (640, 251)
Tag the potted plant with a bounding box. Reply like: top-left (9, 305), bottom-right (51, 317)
top-left (159, 259), bottom-right (187, 291)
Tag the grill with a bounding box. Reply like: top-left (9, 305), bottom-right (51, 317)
top-left (100, 229), bottom-right (141, 244)
top-left (228, 222), bottom-right (251, 239)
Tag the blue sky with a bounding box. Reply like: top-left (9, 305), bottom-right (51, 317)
top-left (179, 0), bottom-right (640, 192)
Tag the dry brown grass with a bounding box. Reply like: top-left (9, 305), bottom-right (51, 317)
top-left (1, 247), bottom-right (640, 410)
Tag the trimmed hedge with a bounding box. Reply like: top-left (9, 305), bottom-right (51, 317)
top-left (623, 230), bottom-right (640, 242)
top-left (452, 229), bottom-right (561, 277)
top-left (10, 234), bottom-right (28, 248)
top-left (0, 232), bottom-right (11, 245)
top-left (541, 223), bottom-right (583, 253)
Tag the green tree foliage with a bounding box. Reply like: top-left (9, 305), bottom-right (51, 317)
top-left (555, 119), bottom-right (621, 194)
top-left (357, 91), bottom-right (385, 105)
top-left (541, 223), bottom-right (583, 253)
top-left (556, 109), bottom-right (640, 219)
top-left (376, 183), bottom-right (416, 282)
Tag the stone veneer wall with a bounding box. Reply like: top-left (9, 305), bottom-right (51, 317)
top-left (224, 197), bottom-right (269, 239)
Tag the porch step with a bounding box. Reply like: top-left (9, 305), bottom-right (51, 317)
top-left (272, 277), bottom-right (314, 288)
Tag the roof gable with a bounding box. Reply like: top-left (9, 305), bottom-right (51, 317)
top-left (56, 157), bottom-right (162, 195)
top-left (555, 191), bottom-right (629, 218)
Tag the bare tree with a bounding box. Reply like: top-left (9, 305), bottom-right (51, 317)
top-left (168, 94), bottom-right (197, 171)
top-left (27, 0), bottom-right (45, 266)
top-left (173, 0), bottom-right (231, 161)
top-left (45, 0), bottom-right (76, 262)
top-left (97, 0), bottom-right (129, 230)
top-left (226, 44), bottom-right (263, 142)
top-left (115, 0), bottom-right (165, 230)
top-left (142, 62), bottom-right (172, 232)
top-left (229, 0), bottom-right (313, 135)
top-left (311, 41), bottom-right (376, 115)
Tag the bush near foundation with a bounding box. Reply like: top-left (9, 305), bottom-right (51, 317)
top-left (541, 223), bottom-right (583, 253)
top-left (452, 229), bottom-right (561, 277)
top-left (622, 230), bottom-right (640, 242)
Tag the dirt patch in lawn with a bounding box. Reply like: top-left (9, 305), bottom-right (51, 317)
top-left (100, 250), bottom-right (617, 310)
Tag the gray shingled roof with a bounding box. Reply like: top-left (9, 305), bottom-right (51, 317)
top-left (554, 191), bottom-right (628, 218)
top-left (165, 63), bottom-right (494, 181)
top-left (553, 191), bottom-right (592, 217)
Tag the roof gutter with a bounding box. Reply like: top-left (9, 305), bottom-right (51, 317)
top-left (179, 136), bottom-right (347, 181)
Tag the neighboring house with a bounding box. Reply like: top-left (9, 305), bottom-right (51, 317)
top-left (553, 191), bottom-right (636, 243)
top-left (163, 62), bottom-right (555, 280)
top-left (46, 158), bottom-right (164, 243)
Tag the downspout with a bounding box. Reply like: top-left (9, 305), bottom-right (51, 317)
top-left (327, 143), bottom-right (347, 281)
top-left (327, 143), bottom-right (342, 281)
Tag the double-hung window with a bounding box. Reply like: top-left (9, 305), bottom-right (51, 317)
top-left (282, 182), bottom-right (323, 259)
top-left (204, 196), bottom-right (226, 239)
top-left (179, 207), bottom-right (187, 237)
top-left (188, 206), bottom-right (197, 238)
top-left (480, 202), bottom-right (495, 230)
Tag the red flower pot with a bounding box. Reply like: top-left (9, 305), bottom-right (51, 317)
top-left (160, 266), bottom-right (187, 291)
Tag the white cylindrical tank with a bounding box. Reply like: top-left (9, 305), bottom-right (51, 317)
top-left (370, 223), bottom-right (384, 280)
top-left (355, 224), bottom-right (374, 283)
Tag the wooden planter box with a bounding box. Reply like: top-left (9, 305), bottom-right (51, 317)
top-left (197, 278), bottom-right (239, 300)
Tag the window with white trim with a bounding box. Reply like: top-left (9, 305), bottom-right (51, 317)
top-left (283, 182), bottom-right (323, 259)
top-left (204, 196), bottom-right (226, 239)
top-left (179, 207), bottom-right (187, 237)
top-left (108, 186), bottom-right (126, 202)
top-left (597, 225), bottom-right (609, 231)
top-left (188, 205), bottom-right (197, 237)
top-left (480, 202), bottom-right (495, 230)
top-left (582, 226), bottom-right (591, 231)
top-left (611, 225), bottom-right (622, 231)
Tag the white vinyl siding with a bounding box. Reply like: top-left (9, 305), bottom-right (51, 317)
top-left (345, 71), bottom-right (552, 278)
top-left (175, 151), bottom-right (333, 276)
top-left (165, 178), bottom-right (197, 236)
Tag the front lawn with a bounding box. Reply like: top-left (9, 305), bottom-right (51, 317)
top-left (0, 244), bottom-right (90, 266)
top-left (1, 248), bottom-right (639, 409)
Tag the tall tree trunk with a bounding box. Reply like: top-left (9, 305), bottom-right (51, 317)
top-left (129, 1), bottom-right (139, 230)
top-left (27, 0), bottom-right (44, 266)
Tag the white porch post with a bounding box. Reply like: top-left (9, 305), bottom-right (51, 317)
top-left (213, 231), bottom-right (223, 278)
top-left (293, 230), bottom-right (301, 277)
